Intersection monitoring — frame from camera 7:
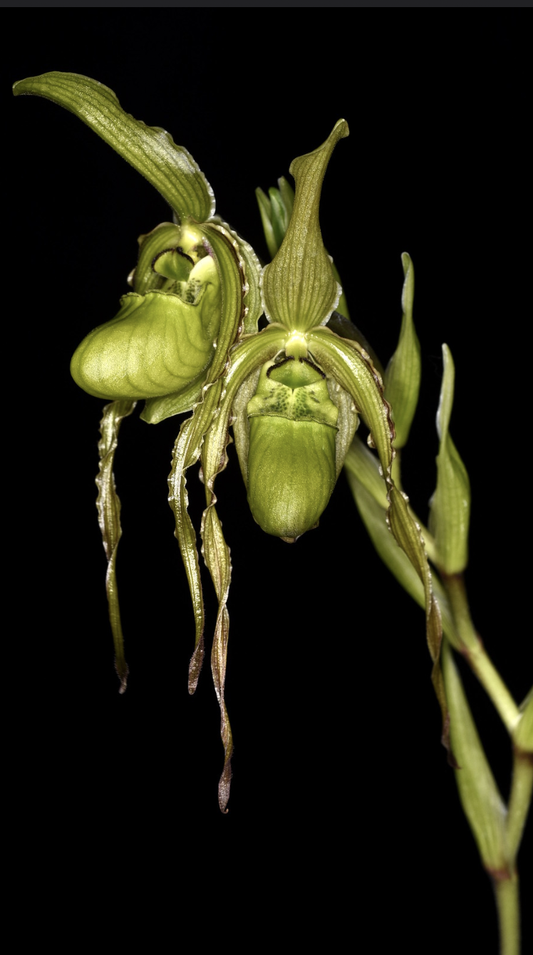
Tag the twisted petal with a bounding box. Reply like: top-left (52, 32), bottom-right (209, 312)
top-left (387, 485), bottom-right (448, 749)
top-left (311, 327), bottom-right (450, 752)
top-left (345, 437), bottom-right (458, 641)
top-left (167, 225), bottom-right (250, 696)
top-left (96, 399), bottom-right (137, 692)
top-left (168, 383), bottom-right (224, 696)
top-left (201, 477), bottom-right (233, 812)
top-left (185, 326), bottom-right (287, 809)
top-left (210, 218), bottom-right (264, 337)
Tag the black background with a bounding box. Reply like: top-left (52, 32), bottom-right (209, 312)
top-left (5, 11), bottom-right (531, 950)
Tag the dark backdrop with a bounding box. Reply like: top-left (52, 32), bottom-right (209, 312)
top-left (5, 11), bottom-right (530, 951)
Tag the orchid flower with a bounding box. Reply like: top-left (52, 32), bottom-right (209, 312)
top-left (14, 73), bottom-right (446, 812)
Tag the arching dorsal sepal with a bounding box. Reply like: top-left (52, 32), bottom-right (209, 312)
top-left (261, 119), bottom-right (349, 333)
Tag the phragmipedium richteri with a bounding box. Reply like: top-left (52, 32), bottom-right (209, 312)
top-left (14, 73), bottom-right (446, 811)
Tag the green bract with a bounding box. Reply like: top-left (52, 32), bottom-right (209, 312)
top-left (429, 344), bottom-right (471, 574)
top-left (383, 253), bottom-right (421, 449)
top-left (14, 72), bottom-right (446, 811)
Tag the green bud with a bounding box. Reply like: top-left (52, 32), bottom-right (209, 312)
top-left (246, 357), bottom-right (338, 542)
top-left (71, 243), bottom-right (221, 401)
top-left (255, 177), bottom-right (295, 260)
top-left (429, 344), bottom-right (471, 573)
top-left (384, 253), bottom-right (421, 449)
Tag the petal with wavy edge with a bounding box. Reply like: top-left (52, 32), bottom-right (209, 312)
top-left (166, 329), bottom-right (285, 811)
top-left (168, 384), bottom-right (224, 695)
top-left (345, 435), bottom-right (390, 510)
top-left (345, 454), bottom-right (463, 659)
top-left (96, 399), bottom-right (136, 692)
top-left (209, 217), bottom-right (264, 337)
top-left (166, 225), bottom-right (248, 694)
top-left (201, 485), bottom-right (233, 812)
top-left (388, 485), bottom-right (451, 757)
top-left (311, 329), bottom-right (450, 754)
top-left (307, 326), bottom-right (394, 473)
top-left (196, 326), bottom-right (287, 809)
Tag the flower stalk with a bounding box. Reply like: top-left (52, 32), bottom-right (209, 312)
top-left (340, 256), bottom-right (531, 954)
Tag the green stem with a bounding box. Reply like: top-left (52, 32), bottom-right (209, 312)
top-left (468, 645), bottom-right (521, 734)
top-left (442, 572), bottom-right (520, 733)
top-left (506, 750), bottom-right (533, 862)
top-left (493, 871), bottom-right (520, 955)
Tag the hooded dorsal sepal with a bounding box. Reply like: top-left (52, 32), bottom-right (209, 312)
top-left (261, 119), bottom-right (349, 333)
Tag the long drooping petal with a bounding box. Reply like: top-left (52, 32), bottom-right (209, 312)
top-left (309, 326), bottom-right (449, 749)
top-left (201, 478), bottom-right (233, 812)
top-left (168, 382), bottom-right (225, 693)
top-left (96, 399), bottom-right (137, 692)
top-left (198, 325), bottom-right (287, 809)
top-left (167, 224), bottom-right (249, 691)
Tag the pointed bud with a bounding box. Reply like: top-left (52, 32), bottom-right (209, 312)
top-left (384, 253), bottom-right (421, 449)
top-left (255, 177), bottom-right (295, 260)
top-left (429, 345), bottom-right (471, 573)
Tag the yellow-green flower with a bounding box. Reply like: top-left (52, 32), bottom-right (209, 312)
top-left (14, 72), bottom-right (443, 811)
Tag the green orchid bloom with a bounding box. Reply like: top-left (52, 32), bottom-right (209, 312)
top-left (14, 73), bottom-right (445, 812)
top-left (166, 119), bottom-right (447, 811)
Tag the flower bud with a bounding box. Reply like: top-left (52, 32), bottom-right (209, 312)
top-left (429, 344), bottom-right (471, 573)
top-left (384, 253), bottom-right (421, 449)
top-left (246, 357), bottom-right (339, 542)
